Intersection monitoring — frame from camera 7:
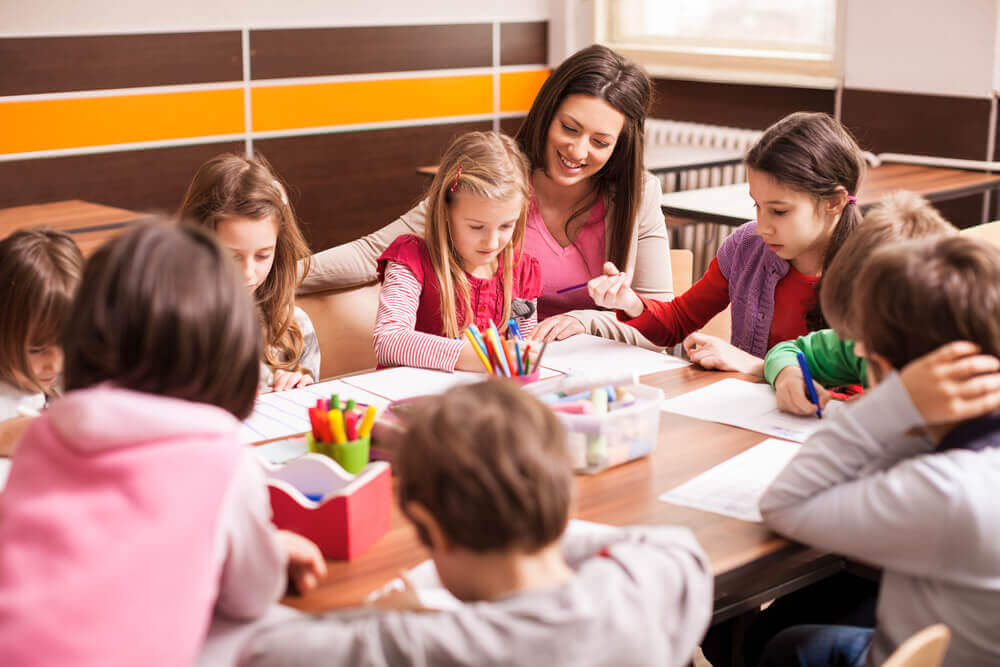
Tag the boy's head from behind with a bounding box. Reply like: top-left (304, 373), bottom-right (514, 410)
top-left (854, 236), bottom-right (1000, 383)
top-left (820, 190), bottom-right (956, 339)
top-left (397, 379), bottom-right (572, 597)
top-left (62, 221), bottom-right (261, 419)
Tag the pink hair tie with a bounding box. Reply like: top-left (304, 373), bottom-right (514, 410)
top-left (450, 165), bottom-right (463, 193)
top-left (846, 195), bottom-right (858, 205)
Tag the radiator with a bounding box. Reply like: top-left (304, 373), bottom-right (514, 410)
top-left (646, 119), bottom-right (761, 277)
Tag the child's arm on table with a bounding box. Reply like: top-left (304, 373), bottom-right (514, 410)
top-left (766, 331), bottom-right (865, 415)
top-left (214, 450), bottom-right (293, 620)
top-left (374, 262), bottom-right (478, 372)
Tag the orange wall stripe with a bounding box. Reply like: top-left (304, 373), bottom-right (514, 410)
top-left (253, 75), bottom-right (493, 132)
top-left (500, 69), bottom-right (549, 113)
top-left (0, 88), bottom-right (244, 154)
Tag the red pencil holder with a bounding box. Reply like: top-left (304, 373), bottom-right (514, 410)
top-left (511, 367), bottom-right (541, 385)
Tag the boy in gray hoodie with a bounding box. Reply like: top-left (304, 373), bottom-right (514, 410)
top-left (240, 378), bottom-right (714, 667)
top-left (760, 236), bottom-right (1000, 666)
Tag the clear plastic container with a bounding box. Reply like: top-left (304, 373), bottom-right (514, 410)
top-left (555, 383), bottom-right (664, 474)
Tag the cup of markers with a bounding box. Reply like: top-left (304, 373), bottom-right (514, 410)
top-left (463, 319), bottom-right (548, 383)
top-left (306, 395), bottom-right (377, 475)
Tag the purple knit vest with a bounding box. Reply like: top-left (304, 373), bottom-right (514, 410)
top-left (715, 221), bottom-right (790, 358)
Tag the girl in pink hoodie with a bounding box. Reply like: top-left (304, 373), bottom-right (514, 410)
top-left (0, 222), bottom-right (324, 667)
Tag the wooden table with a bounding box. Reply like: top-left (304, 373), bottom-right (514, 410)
top-left (0, 200), bottom-right (147, 256)
top-left (417, 143), bottom-right (743, 179)
top-left (280, 365), bottom-right (841, 623)
top-left (661, 163), bottom-right (1000, 226)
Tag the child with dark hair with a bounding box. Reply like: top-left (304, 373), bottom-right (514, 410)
top-left (239, 379), bottom-right (713, 667)
top-left (590, 112), bottom-right (866, 376)
top-left (0, 222), bottom-right (324, 667)
top-left (759, 236), bottom-right (1000, 666)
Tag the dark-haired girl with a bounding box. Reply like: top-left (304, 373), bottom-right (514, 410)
top-left (589, 111), bottom-right (865, 376)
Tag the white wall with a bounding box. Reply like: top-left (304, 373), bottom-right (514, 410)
top-left (843, 0), bottom-right (998, 98)
top-left (0, 0), bottom-right (549, 36)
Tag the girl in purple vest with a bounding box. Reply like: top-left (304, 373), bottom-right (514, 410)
top-left (589, 112), bottom-right (865, 377)
top-left (374, 131), bottom-right (542, 372)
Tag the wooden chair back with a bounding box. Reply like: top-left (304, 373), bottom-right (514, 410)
top-left (296, 281), bottom-right (381, 379)
top-left (881, 624), bottom-right (950, 667)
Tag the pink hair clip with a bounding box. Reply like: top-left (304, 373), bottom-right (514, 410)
top-left (450, 165), bottom-right (463, 193)
top-left (846, 195), bottom-right (858, 205)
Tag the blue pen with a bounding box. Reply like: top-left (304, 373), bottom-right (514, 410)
top-left (795, 352), bottom-right (822, 419)
top-left (507, 318), bottom-right (525, 341)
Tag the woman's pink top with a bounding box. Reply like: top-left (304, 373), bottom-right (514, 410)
top-left (524, 196), bottom-right (607, 321)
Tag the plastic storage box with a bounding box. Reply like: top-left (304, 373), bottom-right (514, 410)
top-left (556, 383), bottom-right (663, 474)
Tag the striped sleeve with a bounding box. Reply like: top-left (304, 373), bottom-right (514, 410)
top-left (516, 300), bottom-right (539, 338)
top-left (373, 261), bottom-right (465, 372)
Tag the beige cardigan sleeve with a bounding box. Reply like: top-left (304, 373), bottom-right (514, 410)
top-left (298, 199), bottom-right (429, 293)
top-left (562, 172), bottom-right (673, 349)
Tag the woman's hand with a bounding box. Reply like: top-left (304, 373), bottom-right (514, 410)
top-left (531, 314), bottom-right (586, 342)
top-left (587, 262), bottom-right (643, 318)
top-left (272, 369), bottom-right (312, 392)
top-left (683, 332), bottom-right (765, 376)
top-left (774, 366), bottom-right (832, 415)
top-left (277, 530), bottom-right (327, 594)
top-left (899, 341), bottom-right (1000, 424)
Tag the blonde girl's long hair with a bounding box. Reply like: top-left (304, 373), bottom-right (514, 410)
top-left (424, 132), bottom-right (531, 339)
top-left (0, 229), bottom-right (83, 396)
top-left (178, 153), bottom-right (312, 374)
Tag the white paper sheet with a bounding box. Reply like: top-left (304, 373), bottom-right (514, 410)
top-left (660, 378), bottom-right (834, 443)
top-left (539, 334), bottom-right (689, 375)
top-left (338, 366), bottom-right (559, 402)
top-left (238, 379), bottom-right (390, 445)
top-left (659, 438), bottom-right (800, 522)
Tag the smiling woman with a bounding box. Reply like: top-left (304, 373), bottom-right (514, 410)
top-left (300, 45), bottom-right (674, 349)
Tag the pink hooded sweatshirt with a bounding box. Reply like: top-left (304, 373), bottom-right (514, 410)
top-left (0, 385), bottom-right (287, 667)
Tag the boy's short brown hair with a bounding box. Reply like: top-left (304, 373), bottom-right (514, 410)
top-left (62, 220), bottom-right (261, 419)
top-left (855, 236), bottom-right (1000, 370)
top-left (820, 190), bottom-right (956, 338)
top-left (397, 379), bottom-right (572, 553)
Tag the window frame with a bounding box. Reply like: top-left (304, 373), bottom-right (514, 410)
top-left (593, 0), bottom-right (844, 89)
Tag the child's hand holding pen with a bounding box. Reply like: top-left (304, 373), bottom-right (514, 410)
top-left (774, 365), bottom-right (832, 416)
top-left (587, 262), bottom-right (643, 318)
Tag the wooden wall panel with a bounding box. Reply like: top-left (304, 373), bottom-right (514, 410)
top-left (250, 25), bottom-right (492, 80)
top-left (501, 22), bottom-right (548, 66)
top-left (0, 142), bottom-right (243, 215)
top-left (841, 89), bottom-right (991, 160)
top-left (255, 122), bottom-right (492, 251)
top-left (650, 78), bottom-right (835, 130)
top-left (0, 32), bottom-right (242, 96)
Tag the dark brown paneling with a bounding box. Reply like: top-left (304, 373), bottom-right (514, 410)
top-left (0, 142), bottom-right (243, 215)
top-left (841, 88), bottom-right (991, 160)
top-left (255, 122), bottom-right (491, 252)
top-left (250, 25), bottom-right (492, 80)
top-left (501, 22), bottom-right (548, 66)
top-left (500, 116), bottom-right (527, 137)
top-left (936, 195), bottom-right (986, 229)
top-left (650, 78), bottom-right (834, 130)
top-left (0, 33), bottom-right (242, 96)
